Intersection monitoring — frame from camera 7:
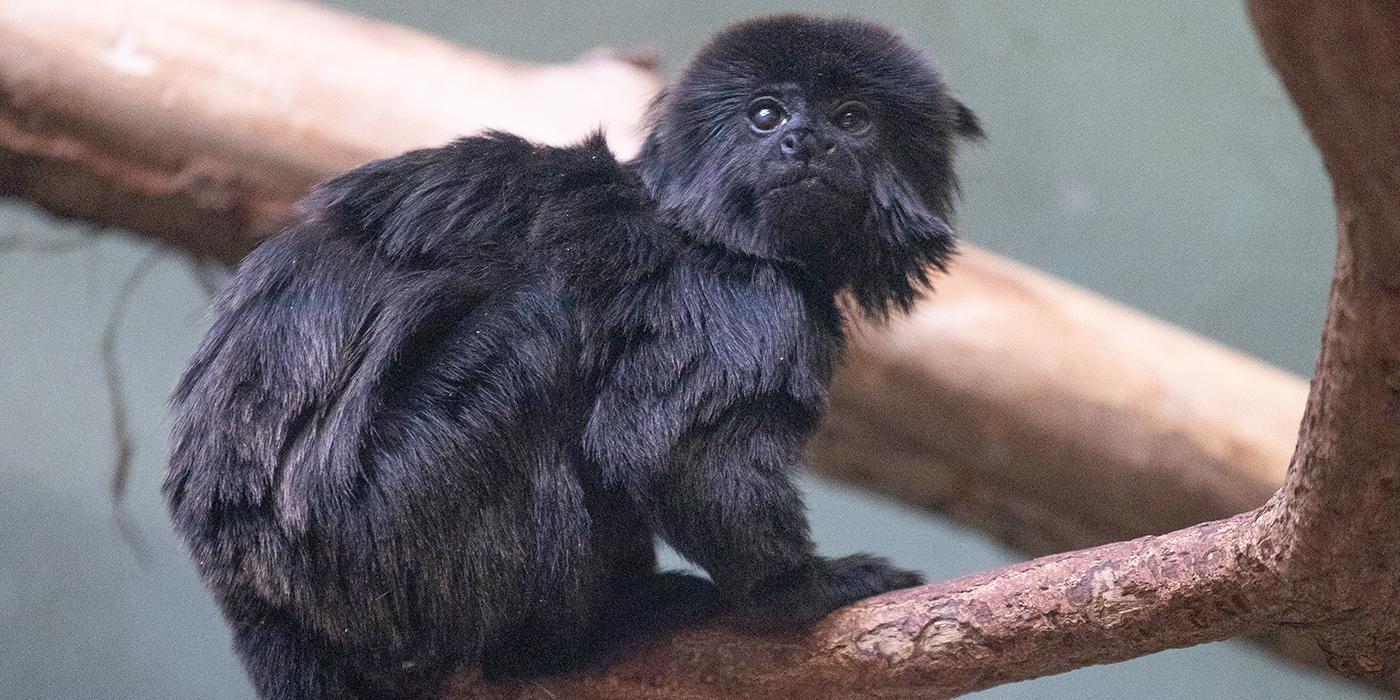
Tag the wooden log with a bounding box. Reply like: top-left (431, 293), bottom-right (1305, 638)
top-left (0, 0), bottom-right (658, 260)
top-left (815, 249), bottom-right (1306, 555)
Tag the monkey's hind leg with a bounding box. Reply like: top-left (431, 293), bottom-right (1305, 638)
top-left (594, 569), bottom-right (722, 648)
top-left (225, 591), bottom-right (443, 700)
top-left (225, 598), bottom-right (360, 699)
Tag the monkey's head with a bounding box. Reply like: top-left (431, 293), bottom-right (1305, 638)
top-left (636, 15), bottom-right (982, 317)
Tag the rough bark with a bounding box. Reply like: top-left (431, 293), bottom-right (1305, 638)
top-left (1244, 0), bottom-right (1400, 676)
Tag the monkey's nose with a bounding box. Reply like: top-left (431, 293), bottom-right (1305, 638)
top-left (780, 131), bottom-right (835, 163)
top-left (779, 133), bottom-right (804, 158)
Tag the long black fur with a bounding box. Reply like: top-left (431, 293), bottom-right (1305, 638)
top-left (165, 15), bottom-right (981, 699)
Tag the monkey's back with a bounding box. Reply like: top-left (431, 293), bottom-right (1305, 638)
top-left (163, 132), bottom-right (656, 694)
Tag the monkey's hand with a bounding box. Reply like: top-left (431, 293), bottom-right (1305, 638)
top-left (744, 554), bottom-right (924, 629)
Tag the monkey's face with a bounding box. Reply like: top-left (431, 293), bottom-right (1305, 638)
top-left (637, 15), bottom-right (982, 316)
top-left (738, 86), bottom-right (881, 236)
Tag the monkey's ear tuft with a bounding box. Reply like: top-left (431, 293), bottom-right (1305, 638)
top-left (952, 100), bottom-right (984, 141)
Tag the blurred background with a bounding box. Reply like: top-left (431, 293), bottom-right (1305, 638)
top-left (0, 1), bottom-right (1354, 698)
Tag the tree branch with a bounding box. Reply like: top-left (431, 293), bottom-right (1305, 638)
top-left (1245, 0), bottom-right (1400, 675)
top-left (0, 0), bottom-right (659, 261)
top-left (446, 513), bottom-right (1283, 699)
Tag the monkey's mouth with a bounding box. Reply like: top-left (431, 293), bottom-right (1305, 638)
top-left (769, 171), bottom-right (826, 190)
top-left (764, 170), bottom-right (862, 199)
top-left (758, 172), bottom-right (867, 230)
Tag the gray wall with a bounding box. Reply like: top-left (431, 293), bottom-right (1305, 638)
top-left (0, 1), bottom-right (1358, 698)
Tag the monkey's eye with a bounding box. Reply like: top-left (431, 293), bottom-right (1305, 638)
top-left (746, 97), bottom-right (788, 133)
top-left (834, 102), bottom-right (873, 135)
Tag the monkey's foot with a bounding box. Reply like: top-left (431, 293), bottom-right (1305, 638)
top-left (745, 554), bottom-right (924, 629)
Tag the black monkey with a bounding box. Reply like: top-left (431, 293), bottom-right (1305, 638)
top-left (165, 14), bottom-right (981, 699)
